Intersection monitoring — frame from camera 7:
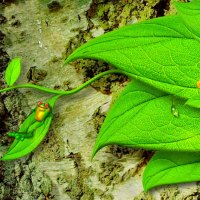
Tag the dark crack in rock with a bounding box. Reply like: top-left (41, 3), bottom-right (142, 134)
top-left (0, 14), bottom-right (7, 24)
top-left (26, 66), bottom-right (47, 83)
top-left (92, 105), bottom-right (106, 132)
top-left (154, 0), bottom-right (171, 17)
top-left (109, 145), bottom-right (139, 159)
top-left (1, 0), bottom-right (19, 7)
top-left (47, 1), bottom-right (63, 12)
top-left (11, 19), bottom-right (21, 27)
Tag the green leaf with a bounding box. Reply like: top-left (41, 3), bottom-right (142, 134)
top-left (185, 95), bottom-right (200, 108)
top-left (65, 11), bottom-right (200, 99)
top-left (92, 81), bottom-right (200, 158)
top-left (5, 57), bottom-right (21, 86)
top-left (1, 95), bottom-right (61, 160)
top-left (1, 114), bottom-right (53, 160)
top-left (174, 0), bottom-right (200, 38)
top-left (143, 151), bottom-right (200, 191)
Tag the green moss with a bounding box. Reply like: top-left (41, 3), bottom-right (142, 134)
top-left (89, 0), bottom-right (162, 31)
top-left (34, 128), bottom-right (65, 161)
top-left (134, 192), bottom-right (155, 200)
top-left (103, 194), bottom-right (114, 200)
top-left (63, 153), bottom-right (95, 199)
top-left (57, 173), bottom-right (68, 185)
top-left (50, 55), bottom-right (60, 63)
top-left (99, 161), bottom-right (124, 186)
top-left (41, 177), bottom-right (52, 196)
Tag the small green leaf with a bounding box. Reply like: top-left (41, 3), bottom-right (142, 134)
top-left (92, 81), bottom-right (200, 158)
top-left (143, 151), bottom-right (200, 191)
top-left (5, 57), bottom-right (21, 86)
top-left (1, 95), bottom-right (61, 160)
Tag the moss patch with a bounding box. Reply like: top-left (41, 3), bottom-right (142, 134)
top-left (64, 152), bottom-right (95, 199)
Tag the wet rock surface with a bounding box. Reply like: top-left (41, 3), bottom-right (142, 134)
top-left (1, 0), bottom-right (199, 199)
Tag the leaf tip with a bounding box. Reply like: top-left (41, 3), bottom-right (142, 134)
top-left (142, 176), bottom-right (153, 192)
top-left (91, 145), bottom-right (99, 160)
top-left (64, 45), bottom-right (88, 65)
top-left (142, 181), bottom-right (150, 192)
top-left (143, 186), bottom-right (149, 193)
top-left (142, 166), bottom-right (155, 192)
top-left (0, 154), bottom-right (10, 161)
top-left (91, 141), bottom-right (105, 160)
top-left (64, 54), bottom-right (76, 66)
top-left (63, 58), bottom-right (70, 66)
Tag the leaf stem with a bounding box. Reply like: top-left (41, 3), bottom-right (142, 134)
top-left (0, 69), bottom-right (132, 96)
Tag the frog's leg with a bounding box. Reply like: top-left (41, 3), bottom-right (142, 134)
top-left (8, 109), bottom-right (37, 141)
top-left (8, 120), bottom-right (44, 141)
top-left (8, 132), bottom-right (28, 141)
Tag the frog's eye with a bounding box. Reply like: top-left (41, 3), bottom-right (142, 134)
top-left (38, 101), bottom-right (42, 105)
top-left (45, 103), bottom-right (49, 108)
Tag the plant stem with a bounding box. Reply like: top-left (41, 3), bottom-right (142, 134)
top-left (0, 69), bottom-right (132, 96)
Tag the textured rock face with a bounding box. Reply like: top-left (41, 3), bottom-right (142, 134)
top-left (1, 0), bottom-right (200, 199)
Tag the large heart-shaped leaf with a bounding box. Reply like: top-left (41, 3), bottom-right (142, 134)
top-left (1, 95), bottom-right (61, 160)
top-left (64, 1), bottom-right (200, 99)
top-left (92, 81), bottom-right (200, 157)
top-left (143, 151), bottom-right (200, 191)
